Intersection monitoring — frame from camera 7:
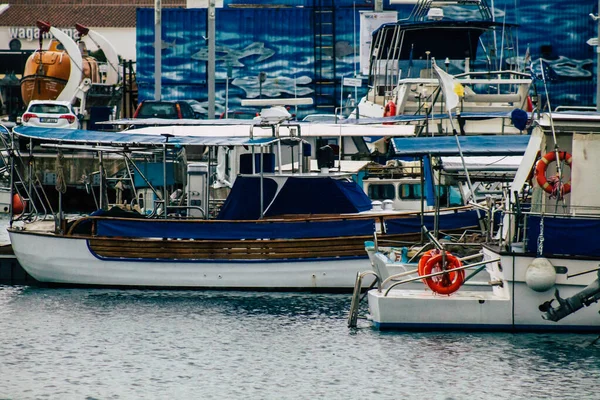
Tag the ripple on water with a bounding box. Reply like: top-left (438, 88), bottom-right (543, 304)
top-left (0, 288), bottom-right (599, 399)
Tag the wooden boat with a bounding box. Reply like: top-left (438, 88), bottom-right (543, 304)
top-left (6, 122), bottom-right (480, 290)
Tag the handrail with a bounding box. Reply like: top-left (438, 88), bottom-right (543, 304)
top-left (383, 257), bottom-right (500, 296)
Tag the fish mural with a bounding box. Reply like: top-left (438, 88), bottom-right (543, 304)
top-left (505, 56), bottom-right (593, 79)
top-left (152, 39), bottom-right (177, 50)
top-left (191, 42), bottom-right (276, 67)
top-left (322, 41), bottom-right (356, 59)
top-left (231, 75), bottom-right (313, 98)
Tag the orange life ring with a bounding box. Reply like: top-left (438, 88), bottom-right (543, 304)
top-left (526, 96), bottom-right (533, 112)
top-left (383, 101), bottom-right (396, 124)
top-left (417, 249), bottom-right (436, 281)
top-left (420, 252), bottom-right (464, 295)
top-left (535, 151), bottom-right (572, 196)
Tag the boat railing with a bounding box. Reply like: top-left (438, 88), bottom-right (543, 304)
top-left (1, 127), bottom-right (55, 223)
top-left (500, 206), bottom-right (600, 255)
top-left (381, 256), bottom-right (499, 296)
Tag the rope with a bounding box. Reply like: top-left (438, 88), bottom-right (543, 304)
top-left (536, 215), bottom-right (545, 257)
top-left (55, 151), bottom-right (67, 194)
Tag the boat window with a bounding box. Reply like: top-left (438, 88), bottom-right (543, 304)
top-left (368, 184), bottom-right (395, 200)
top-left (399, 184), bottom-right (422, 200)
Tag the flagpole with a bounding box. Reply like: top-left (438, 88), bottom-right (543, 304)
top-left (446, 114), bottom-right (485, 234)
top-left (539, 59), bottom-right (565, 205)
top-left (431, 59), bottom-right (485, 234)
top-left (597, 0), bottom-right (600, 112)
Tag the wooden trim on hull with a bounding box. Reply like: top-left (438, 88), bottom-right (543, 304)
top-left (88, 233), bottom-right (419, 261)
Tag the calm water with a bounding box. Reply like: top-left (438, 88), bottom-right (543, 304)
top-left (0, 287), bottom-right (599, 400)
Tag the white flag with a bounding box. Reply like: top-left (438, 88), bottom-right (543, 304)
top-left (432, 62), bottom-right (463, 112)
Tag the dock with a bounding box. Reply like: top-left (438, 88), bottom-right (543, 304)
top-left (0, 244), bottom-right (37, 285)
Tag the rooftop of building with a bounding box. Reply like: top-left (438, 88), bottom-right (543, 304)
top-left (0, 0), bottom-right (187, 28)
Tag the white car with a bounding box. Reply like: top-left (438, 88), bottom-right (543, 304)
top-left (21, 100), bottom-right (80, 129)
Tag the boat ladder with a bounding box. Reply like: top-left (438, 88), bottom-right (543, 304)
top-left (347, 270), bottom-right (380, 328)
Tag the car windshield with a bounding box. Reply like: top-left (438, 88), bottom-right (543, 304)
top-left (137, 102), bottom-right (179, 118)
top-left (29, 104), bottom-right (70, 114)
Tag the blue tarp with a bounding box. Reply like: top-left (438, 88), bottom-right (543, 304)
top-left (390, 135), bottom-right (530, 157)
top-left (385, 210), bottom-right (480, 234)
top-left (526, 216), bottom-right (600, 257)
top-left (218, 176), bottom-right (372, 220)
top-left (423, 155), bottom-right (435, 207)
top-left (96, 218), bottom-right (376, 240)
top-left (12, 126), bottom-right (282, 147)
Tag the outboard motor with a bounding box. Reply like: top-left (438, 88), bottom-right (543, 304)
top-left (539, 271), bottom-right (600, 322)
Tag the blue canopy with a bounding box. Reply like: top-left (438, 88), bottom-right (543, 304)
top-left (390, 135), bottom-right (530, 157)
top-left (218, 176), bottom-right (372, 220)
top-left (11, 126), bottom-right (287, 147)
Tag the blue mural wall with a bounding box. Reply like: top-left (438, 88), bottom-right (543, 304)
top-left (136, 0), bottom-right (598, 117)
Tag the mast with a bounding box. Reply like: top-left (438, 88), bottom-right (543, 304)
top-left (154, 0), bottom-right (161, 100)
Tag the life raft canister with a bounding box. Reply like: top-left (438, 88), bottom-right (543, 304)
top-left (383, 101), bottom-right (396, 124)
top-left (535, 151), bottom-right (572, 197)
top-left (418, 251), bottom-right (464, 295)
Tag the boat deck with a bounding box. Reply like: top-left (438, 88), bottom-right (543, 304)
top-left (370, 289), bottom-right (505, 301)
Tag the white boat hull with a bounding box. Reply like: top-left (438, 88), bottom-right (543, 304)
top-left (9, 230), bottom-right (370, 290)
top-left (367, 246), bottom-right (600, 331)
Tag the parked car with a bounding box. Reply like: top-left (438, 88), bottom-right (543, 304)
top-left (21, 100), bottom-right (80, 129)
top-left (181, 99), bottom-right (206, 119)
top-left (302, 114), bottom-right (344, 123)
top-left (133, 100), bottom-right (196, 119)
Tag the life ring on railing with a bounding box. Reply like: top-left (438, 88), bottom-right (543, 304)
top-left (417, 249), bottom-right (436, 281)
top-left (420, 252), bottom-right (464, 295)
top-left (526, 96), bottom-right (533, 112)
top-left (535, 151), bottom-right (572, 197)
top-left (383, 100), bottom-right (396, 124)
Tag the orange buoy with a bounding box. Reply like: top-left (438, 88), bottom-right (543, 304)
top-left (12, 194), bottom-right (25, 214)
top-left (420, 252), bottom-right (464, 295)
top-left (383, 101), bottom-right (397, 125)
top-left (535, 151), bottom-right (572, 197)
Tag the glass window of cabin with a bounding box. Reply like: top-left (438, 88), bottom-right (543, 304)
top-left (399, 183), bottom-right (422, 199)
top-left (368, 184), bottom-right (395, 200)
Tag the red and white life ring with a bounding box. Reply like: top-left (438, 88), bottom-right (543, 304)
top-left (535, 151), bottom-right (572, 196)
top-left (419, 252), bottom-right (464, 295)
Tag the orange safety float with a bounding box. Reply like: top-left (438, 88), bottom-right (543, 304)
top-left (419, 252), bottom-right (464, 295)
top-left (383, 100), bottom-right (397, 125)
top-left (417, 249), bottom-right (436, 280)
top-left (12, 193), bottom-right (25, 214)
top-left (535, 151), bottom-right (572, 197)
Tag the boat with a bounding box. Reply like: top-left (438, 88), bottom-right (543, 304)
top-left (354, 111), bottom-right (600, 331)
top-left (6, 121), bottom-right (481, 290)
top-left (20, 21), bottom-right (121, 113)
top-left (353, 0), bottom-right (533, 135)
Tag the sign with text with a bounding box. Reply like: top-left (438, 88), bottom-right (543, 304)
top-left (8, 27), bottom-right (80, 42)
top-left (343, 77), bottom-right (363, 87)
top-left (359, 11), bottom-right (398, 75)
